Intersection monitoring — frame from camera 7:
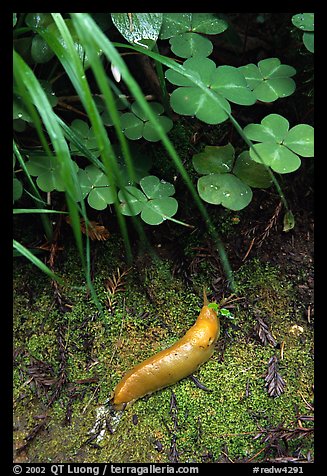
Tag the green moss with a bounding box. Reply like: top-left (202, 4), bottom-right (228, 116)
top-left (13, 245), bottom-right (314, 463)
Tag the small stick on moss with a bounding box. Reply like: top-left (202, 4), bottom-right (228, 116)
top-left (105, 267), bottom-right (131, 313)
top-left (189, 374), bottom-right (212, 392)
top-left (265, 355), bottom-right (286, 397)
top-left (255, 317), bottom-right (277, 347)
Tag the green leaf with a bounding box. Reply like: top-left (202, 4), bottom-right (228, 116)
top-left (25, 13), bottom-right (54, 28)
top-left (31, 34), bottom-right (55, 63)
top-left (118, 176), bottom-right (178, 224)
top-left (143, 116), bottom-right (173, 141)
top-left (233, 151), bottom-right (273, 189)
top-left (141, 197), bottom-right (178, 225)
top-left (77, 165), bottom-right (115, 210)
top-left (250, 142), bottom-right (301, 174)
top-left (159, 13), bottom-right (227, 39)
top-left (170, 87), bottom-right (230, 125)
top-left (111, 13), bottom-right (163, 50)
top-left (208, 303), bottom-right (219, 312)
top-left (13, 95), bottom-right (32, 122)
top-left (291, 13), bottom-right (314, 32)
top-left (31, 19), bottom-right (102, 66)
top-left (26, 155), bottom-right (79, 192)
top-left (303, 32), bottom-right (314, 53)
top-left (169, 32), bottom-right (213, 58)
top-left (120, 112), bottom-right (144, 140)
top-left (69, 119), bottom-right (101, 157)
top-left (239, 58), bottom-right (296, 102)
top-left (13, 13), bottom-right (17, 27)
top-left (26, 14), bottom-right (56, 64)
top-left (191, 13), bottom-right (228, 34)
top-left (13, 177), bottom-right (23, 202)
top-left (120, 102), bottom-right (173, 141)
top-left (245, 114), bottom-right (290, 143)
top-left (166, 56), bottom-right (232, 124)
top-left (283, 210), bottom-right (295, 232)
top-left (197, 173), bottom-right (252, 211)
top-left (118, 186), bottom-right (147, 216)
top-left (159, 14), bottom-right (192, 39)
top-left (192, 144), bottom-right (235, 174)
top-left (140, 175), bottom-right (175, 198)
top-left (167, 56), bottom-right (216, 87)
top-left (283, 124), bottom-right (314, 157)
top-left (211, 65), bottom-right (256, 105)
top-left (244, 114), bottom-right (314, 173)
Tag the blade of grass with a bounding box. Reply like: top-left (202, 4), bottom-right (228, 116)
top-left (55, 115), bottom-right (106, 172)
top-left (13, 239), bottom-right (64, 284)
top-left (13, 209), bottom-right (68, 215)
top-left (13, 86), bottom-right (52, 158)
top-left (40, 13), bottom-right (133, 264)
top-left (70, 16), bottom-right (153, 252)
top-left (13, 50), bottom-right (85, 264)
top-left (153, 43), bottom-right (171, 115)
top-left (13, 51), bottom-right (103, 312)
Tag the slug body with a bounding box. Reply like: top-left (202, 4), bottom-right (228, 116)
top-left (111, 297), bottom-right (220, 410)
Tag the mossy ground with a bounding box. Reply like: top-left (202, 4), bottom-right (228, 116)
top-left (13, 233), bottom-right (314, 463)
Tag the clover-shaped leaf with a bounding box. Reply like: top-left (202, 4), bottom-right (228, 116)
top-left (27, 19), bottom-right (102, 66)
top-left (166, 57), bottom-right (231, 124)
top-left (141, 197), bottom-right (178, 225)
top-left (302, 32), bottom-right (314, 53)
top-left (292, 13), bottom-right (314, 53)
top-left (292, 13), bottom-right (314, 31)
top-left (25, 13), bottom-right (55, 63)
top-left (111, 13), bottom-right (163, 50)
top-left (120, 102), bottom-right (173, 142)
top-left (13, 154), bottom-right (23, 202)
top-left (244, 114), bottom-right (314, 174)
top-left (197, 174), bottom-right (252, 211)
top-left (26, 155), bottom-right (79, 192)
top-left (169, 32), bottom-right (213, 58)
top-left (192, 143), bottom-right (256, 211)
top-left (118, 187), bottom-right (147, 216)
top-left (77, 165), bottom-right (115, 210)
top-left (69, 119), bottom-right (101, 157)
top-left (13, 178), bottom-right (23, 202)
top-left (166, 57), bottom-right (256, 123)
top-left (140, 175), bottom-right (175, 199)
top-left (25, 13), bottom-right (53, 28)
top-left (210, 65), bottom-right (256, 106)
top-left (159, 13), bottom-right (228, 39)
top-left (118, 176), bottom-right (178, 225)
top-left (239, 58), bottom-right (296, 102)
top-left (233, 151), bottom-right (273, 189)
top-left (192, 144), bottom-right (235, 174)
top-left (13, 95), bottom-right (32, 123)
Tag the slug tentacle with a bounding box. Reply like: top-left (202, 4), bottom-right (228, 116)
top-left (111, 293), bottom-right (220, 410)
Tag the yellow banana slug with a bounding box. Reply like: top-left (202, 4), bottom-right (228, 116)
top-left (111, 298), bottom-right (220, 410)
